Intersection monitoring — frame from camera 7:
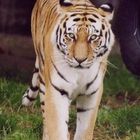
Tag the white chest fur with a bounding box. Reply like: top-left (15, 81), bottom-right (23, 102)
top-left (51, 47), bottom-right (105, 100)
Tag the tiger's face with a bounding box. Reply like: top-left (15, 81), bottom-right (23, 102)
top-left (55, 4), bottom-right (115, 68)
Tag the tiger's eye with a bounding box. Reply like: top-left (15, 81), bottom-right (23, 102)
top-left (68, 33), bottom-right (75, 39)
top-left (90, 35), bottom-right (97, 40)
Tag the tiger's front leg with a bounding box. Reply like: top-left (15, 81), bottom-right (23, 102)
top-left (42, 83), bottom-right (70, 140)
top-left (74, 84), bottom-right (103, 140)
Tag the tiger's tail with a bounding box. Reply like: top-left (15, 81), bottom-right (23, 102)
top-left (22, 59), bottom-right (39, 106)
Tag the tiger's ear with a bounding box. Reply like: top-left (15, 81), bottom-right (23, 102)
top-left (59, 0), bottom-right (73, 6)
top-left (99, 3), bottom-right (114, 21)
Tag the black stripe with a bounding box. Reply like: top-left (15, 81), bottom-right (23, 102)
top-left (104, 48), bottom-right (108, 54)
top-left (66, 121), bottom-right (68, 125)
top-left (42, 17), bottom-right (48, 35)
top-left (39, 75), bottom-right (45, 85)
top-left (34, 7), bottom-right (38, 39)
top-left (86, 74), bottom-right (98, 90)
top-left (59, 28), bottom-right (62, 46)
top-left (57, 45), bottom-right (65, 54)
top-left (78, 88), bottom-right (98, 97)
top-left (25, 95), bottom-right (36, 102)
top-left (86, 65), bottom-right (100, 90)
top-left (58, 28), bottom-right (66, 47)
top-left (43, 35), bottom-right (46, 49)
top-left (56, 27), bottom-right (59, 41)
top-left (89, 90), bottom-right (97, 95)
top-left (88, 18), bottom-right (96, 23)
top-left (30, 86), bottom-right (39, 91)
top-left (73, 18), bottom-right (81, 22)
top-left (71, 14), bottom-right (77, 17)
top-left (33, 67), bottom-right (39, 73)
top-left (105, 31), bottom-right (108, 45)
top-left (56, 28), bottom-right (65, 55)
top-left (41, 1), bottom-right (48, 9)
top-left (92, 14), bottom-right (99, 19)
top-left (52, 61), bottom-right (69, 83)
top-left (36, 48), bottom-right (45, 65)
top-left (41, 101), bottom-right (45, 106)
top-left (39, 88), bottom-right (45, 95)
top-left (77, 108), bottom-right (90, 113)
top-left (57, 44), bottom-right (61, 51)
top-left (102, 24), bottom-right (105, 30)
top-left (97, 47), bottom-right (108, 57)
top-left (51, 83), bottom-right (69, 97)
top-left (100, 30), bottom-right (103, 37)
top-left (108, 30), bottom-right (111, 43)
top-left (39, 49), bottom-right (45, 65)
top-left (63, 22), bottom-right (66, 28)
top-left (87, 88), bottom-right (99, 96)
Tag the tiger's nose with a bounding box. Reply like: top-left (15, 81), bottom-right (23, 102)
top-left (74, 57), bottom-right (87, 64)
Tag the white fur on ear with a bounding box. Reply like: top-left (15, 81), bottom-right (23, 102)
top-left (100, 3), bottom-right (114, 13)
top-left (100, 3), bottom-right (114, 21)
top-left (59, 0), bottom-right (73, 6)
top-left (64, 0), bottom-right (71, 3)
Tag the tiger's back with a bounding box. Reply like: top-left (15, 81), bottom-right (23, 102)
top-left (22, 0), bottom-right (115, 140)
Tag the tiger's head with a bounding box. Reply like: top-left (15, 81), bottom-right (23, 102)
top-left (53, 1), bottom-right (115, 69)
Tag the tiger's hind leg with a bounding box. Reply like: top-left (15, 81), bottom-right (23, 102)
top-left (22, 58), bottom-right (39, 106)
top-left (74, 85), bottom-right (103, 140)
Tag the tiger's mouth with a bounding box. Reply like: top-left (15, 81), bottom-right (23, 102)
top-left (75, 64), bottom-right (90, 69)
top-left (66, 57), bottom-right (94, 69)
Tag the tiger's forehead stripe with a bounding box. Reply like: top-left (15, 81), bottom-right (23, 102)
top-left (58, 3), bottom-right (107, 28)
top-left (57, 13), bottom-right (108, 38)
top-left (63, 4), bottom-right (105, 18)
top-left (61, 14), bottom-right (102, 26)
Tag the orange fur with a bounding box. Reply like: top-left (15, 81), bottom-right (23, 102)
top-left (29, 1), bottom-right (114, 139)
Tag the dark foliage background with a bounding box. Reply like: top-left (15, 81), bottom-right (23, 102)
top-left (0, 0), bottom-right (35, 35)
top-left (0, 0), bottom-right (36, 79)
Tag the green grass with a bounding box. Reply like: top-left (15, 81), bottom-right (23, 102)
top-left (104, 55), bottom-right (140, 96)
top-left (0, 54), bottom-right (140, 140)
top-left (97, 106), bottom-right (140, 139)
top-left (0, 79), bottom-right (42, 140)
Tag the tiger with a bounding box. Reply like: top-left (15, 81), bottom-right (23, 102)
top-left (22, 0), bottom-right (115, 139)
